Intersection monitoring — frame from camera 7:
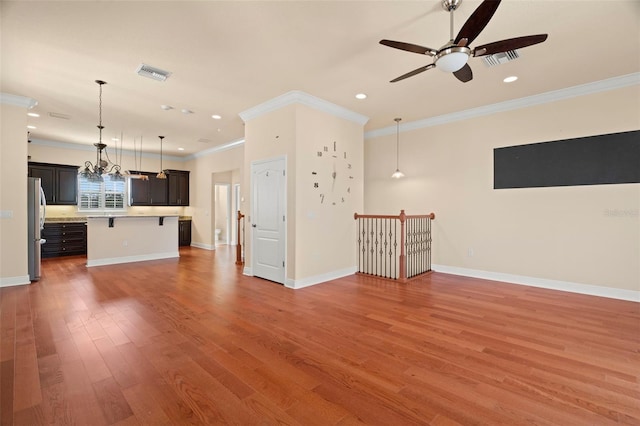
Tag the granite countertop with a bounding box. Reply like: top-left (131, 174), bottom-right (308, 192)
top-left (45, 217), bottom-right (88, 223)
top-left (86, 214), bottom-right (180, 219)
top-left (46, 215), bottom-right (191, 222)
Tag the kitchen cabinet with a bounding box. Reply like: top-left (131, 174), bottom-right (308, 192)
top-left (28, 162), bottom-right (78, 205)
top-left (41, 222), bottom-right (87, 258)
top-left (179, 219), bottom-right (192, 246)
top-left (168, 170), bottom-right (190, 206)
top-left (129, 172), bottom-right (168, 206)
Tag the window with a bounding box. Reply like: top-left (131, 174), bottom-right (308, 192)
top-left (78, 174), bottom-right (127, 212)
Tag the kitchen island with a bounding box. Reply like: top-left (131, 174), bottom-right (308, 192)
top-left (86, 215), bottom-right (179, 267)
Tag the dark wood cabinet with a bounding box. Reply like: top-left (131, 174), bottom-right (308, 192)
top-left (179, 220), bottom-right (192, 246)
top-left (28, 162), bottom-right (78, 205)
top-left (41, 222), bottom-right (87, 257)
top-left (168, 170), bottom-right (190, 206)
top-left (129, 172), bottom-right (168, 206)
top-left (149, 176), bottom-right (168, 205)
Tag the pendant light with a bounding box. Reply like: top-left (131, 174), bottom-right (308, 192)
top-left (156, 136), bottom-right (167, 179)
top-left (391, 117), bottom-right (405, 179)
top-left (80, 80), bottom-right (122, 181)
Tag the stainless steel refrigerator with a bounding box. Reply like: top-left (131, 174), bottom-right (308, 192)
top-left (28, 177), bottom-right (46, 281)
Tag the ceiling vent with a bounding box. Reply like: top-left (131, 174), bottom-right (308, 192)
top-left (48, 112), bottom-right (71, 120)
top-left (197, 138), bottom-right (212, 144)
top-left (136, 64), bottom-right (172, 81)
top-left (482, 50), bottom-right (519, 67)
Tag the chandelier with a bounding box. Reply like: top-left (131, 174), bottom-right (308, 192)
top-left (80, 80), bottom-right (123, 182)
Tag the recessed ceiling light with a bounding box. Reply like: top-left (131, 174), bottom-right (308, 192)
top-left (211, 114), bottom-right (222, 120)
top-left (160, 105), bottom-right (174, 111)
top-left (355, 93), bottom-right (367, 100)
top-left (181, 109), bottom-right (193, 114)
top-left (27, 112), bottom-right (40, 117)
top-left (27, 125), bottom-right (36, 129)
top-left (503, 76), bottom-right (518, 83)
top-left (178, 147), bottom-right (185, 151)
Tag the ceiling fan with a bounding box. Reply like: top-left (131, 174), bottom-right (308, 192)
top-left (380, 0), bottom-right (548, 83)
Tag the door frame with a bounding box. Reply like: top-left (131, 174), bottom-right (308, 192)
top-left (233, 183), bottom-right (241, 245)
top-left (250, 155), bottom-right (287, 284)
top-left (214, 183), bottom-right (232, 245)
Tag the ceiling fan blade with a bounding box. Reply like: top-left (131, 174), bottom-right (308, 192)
top-left (453, 63), bottom-right (473, 83)
top-left (390, 64), bottom-right (435, 83)
top-left (473, 34), bottom-right (548, 57)
top-left (454, 0), bottom-right (502, 46)
top-left (380, 39), bottom-right (438, 56)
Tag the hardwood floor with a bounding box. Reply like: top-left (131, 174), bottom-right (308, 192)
top-left (1, 246), bottom-right (638, 425)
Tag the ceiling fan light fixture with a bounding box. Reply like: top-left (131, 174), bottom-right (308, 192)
top-left (435, 46), bottom-right (470, 72)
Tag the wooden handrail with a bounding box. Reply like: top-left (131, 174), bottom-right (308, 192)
top-left (354, 211), bottom-right (435, 220)
top-left (236, 210), bottom-right (245, 265)
top-left (353, 210), bottom-right (436, 282)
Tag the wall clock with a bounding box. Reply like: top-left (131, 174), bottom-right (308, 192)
top-left (312, 140), bottom-right (353, 205)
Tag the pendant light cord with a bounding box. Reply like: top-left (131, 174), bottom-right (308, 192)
top-left (395, 117), bottom-right (401, 170)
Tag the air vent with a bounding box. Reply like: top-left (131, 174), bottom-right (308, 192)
top-left (136, 64), bottom-right (172, 81)
top-left (482, 50), bottom-right (519, 67)
top-left (197, 138), bottom-right (212, 144)
top-left (48, 112), bottom-right (71, 120)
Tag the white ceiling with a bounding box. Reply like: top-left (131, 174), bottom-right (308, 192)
top-left (2, 1), bottom-right (639, 157)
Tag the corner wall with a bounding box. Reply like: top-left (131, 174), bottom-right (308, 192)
top-left (364, 86), bottom-right (640, 300)
top-left (0, 100), bottom-right (30, 286)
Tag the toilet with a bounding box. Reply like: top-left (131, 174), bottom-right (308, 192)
top-left (215, 228), bottom-right (221, 241)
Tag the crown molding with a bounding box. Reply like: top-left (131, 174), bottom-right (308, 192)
top-left (365, 72), bottom-right (640, 140)
top-left (29, 138), bottom-right (184, 162)
top-left (239, 90), bottom-right (369, 126)
top-left (0, 92), bottom-right (38, 109)
top-left (188, 138), bottom-right (245, 160)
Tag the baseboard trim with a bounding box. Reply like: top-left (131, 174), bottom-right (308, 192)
top-left (431, 264), bottom-right (639, 302)
top-left (190, 242), bottom-right (214, 250)
top-left (87, 252), bottom-right (180, 267)
top-left (285, 266), bottom-right (358, 290)
top-left (0, 275), bottom-right (31, 288)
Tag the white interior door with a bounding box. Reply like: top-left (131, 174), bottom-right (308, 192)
top-left (251, 157), bottom-right (286, 284)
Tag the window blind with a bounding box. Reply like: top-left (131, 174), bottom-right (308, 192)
top-left (78, 175), bottom-right (126, 212)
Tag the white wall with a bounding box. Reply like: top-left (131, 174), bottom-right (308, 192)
top-left (87, 216), bottom-right (179, 266)
top-left (187, 145), bottom-right (244, 249)
top-left (364, 86), bottom-right (640, 299)
top-left (242, 105), bottom-right (297, 276)
top-left (0, 100), bottom-right (30, 286)
top-left (241, 98), bottom-right (366, 287)
top-left (293, 104), bottom-right (364, 281)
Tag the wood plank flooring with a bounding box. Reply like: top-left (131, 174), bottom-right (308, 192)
top-left (1, 246), bottom-right (638, 425)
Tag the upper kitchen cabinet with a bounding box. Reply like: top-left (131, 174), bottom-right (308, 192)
top-left (129, 172), bottom-right (168, 206)
top-left (28, 162), bottom-right (78, 205)
top-left (167, 170), bottom-right (190, 206)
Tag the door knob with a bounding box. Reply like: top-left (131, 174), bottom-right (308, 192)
top-left (252, 224), bottom-right (257, 227)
